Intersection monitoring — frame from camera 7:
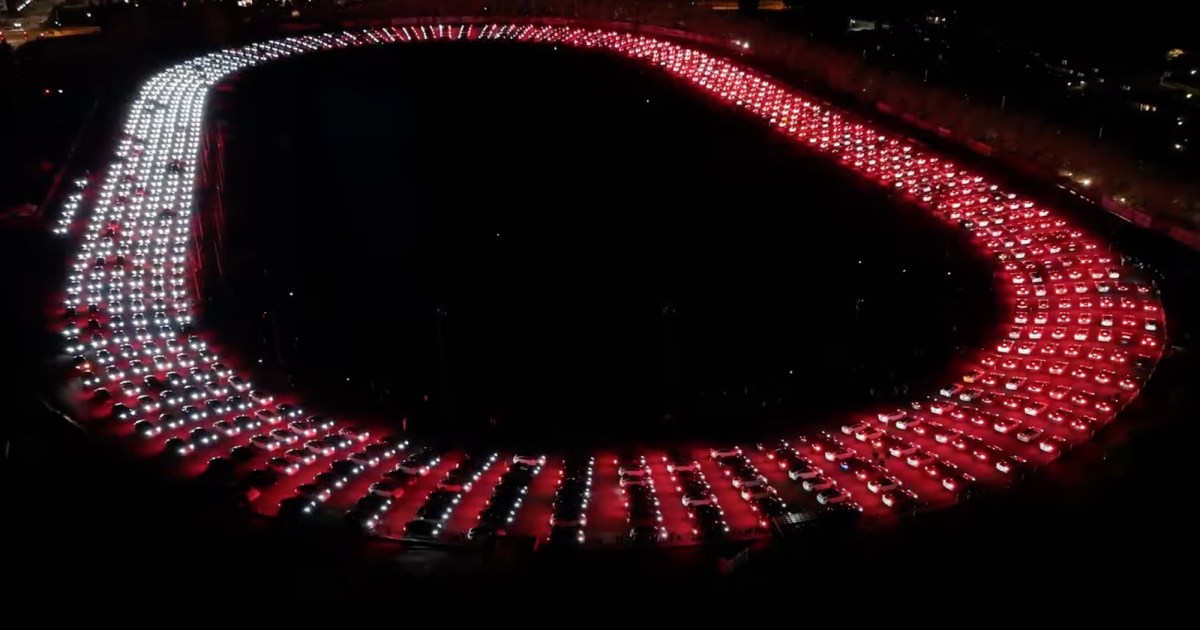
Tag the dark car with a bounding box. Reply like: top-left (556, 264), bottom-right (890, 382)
top-left (548, 526), bottom-right (585, 546)
top-left (403, 519), bottom-right (441, 539)
top-left (693, 518), bottom-right (728, 541)
top-left (330, 459), bottom-right (364, 477)
top-left (244, 468), bottom-right (279, 489)
top-left (278, 496), bottom-right (318, 520)
top-left (630, 525), bottom-right (664, 546)
top-left (354, 494), bottom-right (392, 515)
top-left (468, 525), bottom-right (506, 542)
top-left (228, 444), bottom-right (257, 463)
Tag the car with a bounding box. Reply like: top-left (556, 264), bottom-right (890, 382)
top-left (682, 493), bottom-right (716, 507)
top-left (305, 439), bottom-right (335, 457)
top-left (250, 434), bottom-right (281, 451)
top-left (512, 454), bottom-right (546, 467)
top-left (993, 418), bottom-right (1021, 434)
top-left (933, 427), bottom-right (959, 444)
top-left (928, 401), bottom-right (956, 415)
top-left (693, 518), bottom-right (730, 540)
top-left (939, 384), bottom-right (964, 398)
top-left (134, 419), bottom-right (161, 438)
top-left (267, 457), bottom-right (300, 476)
top-left (398, 449), bottom-right (440, 475)
top-left (349, 450), bottom-right (381, 468)
top-left (877, 410), bottom-right (907, 424)
top-left (630, 525), bottom-right (666, 546)
top-left (369, 481), bottom-right (404, 498)
top-left (468, 525), bottom-right (506, 542)
top-left (619, 475), bottom-right (650, 488)
top-left (888, 442), bottom-right (918, 457)
top-left (309, 415), bottom-right (337, 432)
top-left (894, 416), bottom-right (923, 430)
top-left (228, 445), bottom-right (257, 463)
top-left (165, 437), bottom-right (194, 456)
top-left (942, 473), bottom-right (975, 492)
top-left (548, 526), bottom-right (585, 546)
top-left (277, 497), bottom-right (318, 519)
top-left (802, 476), bottom-right (834, 492)
top-left (618, 463), bottom-right (649, 477)
top-left (550, 508), bottom-right (587, 528)
top-left (284, 448), bottom-right (317, 466)
top-left (824, 447), bottom-right (854, 462)
top-left (270, 428), bottom-right (300, 445)
top-left (233, 415), bottom-right (261, 431)
top-left (731, 472), bottom-right (766, 488)
top-left (996, 455), bottom-right (1027, 474)
top-left (330, 459), bottom-right (364, 477)
top-left (842, 421), bottom-right (870, 435)
top-left (906, 451), bottom-right (936, 467)
top-left (1039, 436), bottom-right (1067, 455)
top-left (1024, 401), bottom-right (1049, 417)
top-left (1015, 426), bottom-right (1044, 443)
top-left (438, 473), bottom-right (474, 493)
top-left (881, 488), bottom-right (919, 509)
top-left (740, 486), bottom-right (775, 501)
top-left (788, 464), bottom-right (821, 481)
top-left (754, 495), bottom-right (787, 518)
top-left (254, 409), bottom-right (279, 425)
top-left (212, 419), bottom-right (240, 437)
top-left (816, 488), bottom-right (850, 505)
top-left (867, 475), bottom-right (900, 494)
top-left (276, 404), bottom-right (304, 419)
top-left (288, 420), bottom-right (319, 437)
top-left (709, 447), bottom-right (741, 459)
top-left (189, 427), bottom-right (218, 447)
top-left (339, 426), bottom-right (370, 443)
top-left (854, 426), bottom-right (883, 442)
top-left (403, 519), bottom-right (442, 539)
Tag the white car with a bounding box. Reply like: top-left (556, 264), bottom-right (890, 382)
top-left (1024, 402), bottom-right (1049, 417)
top-left (710, 447), bottom-right (741, 459)
top-left (906, 451), bottom-right (936, 467)
top-left (619, 475), bottom-right (650, 488)
top-left (732, 473), bottom-right (767, 488)
top-left (842, 421), bottom-right (870, 435)
top-left (682, 494), bottom-right (716, 507)
top-left (666, 459), bottom-right (699, 473)
top-left (867, 476), bottom-right (900, 494)
top-left (894, 416), bottom-right (923, 431)
top-left (824, 448), bottom-right (854, 462)
top-left (928, 401), bottom-right (955, 415)
top-left (740, 486), bottom-right (774, 501)
top-left (854, 426), bottom-right (883, 442)
top-left (788, 465), bottom-right (820, 481)
top-left (340, 427), bottom-right (370, 443)
top-left (250, 435), bottom-right (281, 451)
top-left (618, 464), bottom-right (649, 477)
top-left (939, 384), bottom-right (964, 398)
top-left (513, 454), bottom-right (546, 467)
top-left (816, 488), bottom-right (850, 505)
top-left (888, 442), bottom-right (918, 457)
top-left (877, 410), bottom-right (907, 424)
top-left (802, 476), bottom-right (835, 492)
top-left (1016, 426), bottom-right (1044, 443)
top-left (993, 419), bottom-right (1021, 434)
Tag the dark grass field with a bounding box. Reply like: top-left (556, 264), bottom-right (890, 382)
top-left (212, 40), bottom-right (997, 448)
